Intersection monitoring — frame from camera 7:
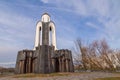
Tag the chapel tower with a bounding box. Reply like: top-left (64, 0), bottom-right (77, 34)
top-left (33, 13), bottom-right (57, 73)
top-left (15, 13), bottom-right (74, 74)
top-left (34, 13), bottom-right (56, 50)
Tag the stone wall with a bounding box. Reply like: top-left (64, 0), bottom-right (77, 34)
top-left (52, 49), bottom-right (74, 72)
top-left (15, 48), bottom-right (74, 74)
top-left (15, 50), bottom-right (34, 74)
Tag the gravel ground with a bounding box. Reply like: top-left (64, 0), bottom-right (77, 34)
top-left (0, 72), bottom-right (119, 80)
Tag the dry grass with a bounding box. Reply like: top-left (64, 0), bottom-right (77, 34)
top-left (13, 73), bottom-right (71, 78)
top-left (12, 72), bottom-right (90, 78)
top-left (0, 75), bottom-right (5, 78)
top-left (95, 77), bottom-right (120, 80)
top-left (0, 72), bottom-right (14, 78)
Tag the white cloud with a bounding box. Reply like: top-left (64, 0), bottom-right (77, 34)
top-left (46, 0), bottom-right (120, 48)
top-left (86, 0), bottom-right (110, 17)
top-left (0, 62), bottom-right (15, 65)
top-left (0, 2), bottom-right (36, 63)
top-left (40, 0), bottom-right (88, 15)
top-left (40, 0), bottom-right (110, 17)
top-left (57, 37), bottom-right (74, 49)
top-left (86, 22), bottom-right (100, 30)
top-left (0, 6), bottom-right (35, 46)
top-left (0, 45), bottom-right (21, 54)
top-left (0, 62), bottom-right (15, 68)
top-left (41, 0), bottom-right (49, 3)
top-left (0, 0), bottom-right (120, 64)
top-left (52, 0), bottom-right (120, 48)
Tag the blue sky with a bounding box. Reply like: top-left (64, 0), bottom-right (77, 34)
top-left (0, 0), bottom-right (120, 67)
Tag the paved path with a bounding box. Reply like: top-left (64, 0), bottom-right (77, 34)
top-left (0, 72), bottom-right (119, 80)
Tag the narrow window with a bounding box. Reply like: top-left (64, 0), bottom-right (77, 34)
top-left (49, 27), bottom-right (52, 46)
top-left (39, 27), bottom-right (42, 45)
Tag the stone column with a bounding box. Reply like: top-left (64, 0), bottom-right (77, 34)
top-left (42, 22), bottom-right (49, 45)
top-left (15, 52), bottom-right (21, 74)
top-left (69, 51), bottom-right (74, 72)
top-left (66, 59), bottom-right (70, 72)
top-left (33, 58), bottom-right (37, 73)
top-left (18, 61), bottom-right (21, 74)
top-left (64, 60), bottom-right (66, 72)
top-left (52, 59), bottom-right (55, 72)
top-left (28, 58), bottom-right (31, 73)
top-left (48, 46), bottom-right (51, 73)
top-left (21, 60), bottom-right (24, 73)
top-left (15, 62), bottom-right (19, 74)
top-left (62, 58), bottom-right (65, 72)
top-left (26, 58), bottom-right (29, 73)
top-left (32, 59), bottom-right (34, 73)
top-left (59, 58), bottom-right (62, 72)
top-left (38, 45), bottom-right (50, 73)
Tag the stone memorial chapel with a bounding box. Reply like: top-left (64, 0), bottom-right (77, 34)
top-left (15, 13), bottom-right (74, 74)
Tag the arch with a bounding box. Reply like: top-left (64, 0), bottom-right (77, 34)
top-left (55, 58), bottom-right (59, 72)
top-left (49, 22), bottom-right (57, 50)
top-left (49, 26), bottom-right (52, 46)
top-left (33, 21), bottom-right (42, 50)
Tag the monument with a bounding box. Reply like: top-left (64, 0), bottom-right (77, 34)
top-left (15, 13), bottom-right (74, 74)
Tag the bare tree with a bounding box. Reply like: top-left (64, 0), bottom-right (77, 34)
top-left (75, 39), bottom-right (90, 70)
top-left (74, 39), bottom-right (117, 72)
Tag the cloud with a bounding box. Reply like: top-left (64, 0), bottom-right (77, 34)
top-left (40, 0), bottom-right (110, 17)
top-left (0, 1), bottom-right (36, 63)
top-left (57, 37), bottom-right (74, 49)
top-left (86, 0), bottom-right (110, 17)
top-left (0, 0), bottom-right (120, 65)
top-left (0, 4), bottom-right (35, 47)
top-left (40, 0), bottom-right (87, 15)
top-left (0, 62), bottom-right (15, 65)
top-left (0, 62), bottom-right (15, 68)
top-left (86, 22), bottom-right (110, 37)
top-left (41, 0), bottom-right (49, 3)
top-left (86, 22), bottom-right (101, 30)
top-left (41, 0), bottom-right (120, 48)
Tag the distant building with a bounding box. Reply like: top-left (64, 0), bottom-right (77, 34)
top-left (15, 13), bottom-right (74, 74)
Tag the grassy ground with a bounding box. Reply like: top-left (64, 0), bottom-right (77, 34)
top-left (1, 72), bottom-right (120, 80)
top-left (95, 77), bottom-right (120, 80)
top-left (13, 73), bottom-right (72, 78)
top-left (95, 72), bottom-right (120, 80)
top-left (0, 72), bottom-right (14, 78)
top-left (12, 72), bottom-right (90, 78)
top-left (0, 75), bottom-right (5, 77)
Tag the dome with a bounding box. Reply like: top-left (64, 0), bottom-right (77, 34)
top-left (41, 13), bottom-right (50, 22)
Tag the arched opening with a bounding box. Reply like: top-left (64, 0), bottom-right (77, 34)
top-left (39, 26), bottom-right (42, 45)
top-left (55, 59), bottom-right (59, 72)
top-left (49, 26), bottom-right (52, 46)
top-left (49, 22), bottom-right (57, 50)
top-left (34, 21), bottom-right (42, 50)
